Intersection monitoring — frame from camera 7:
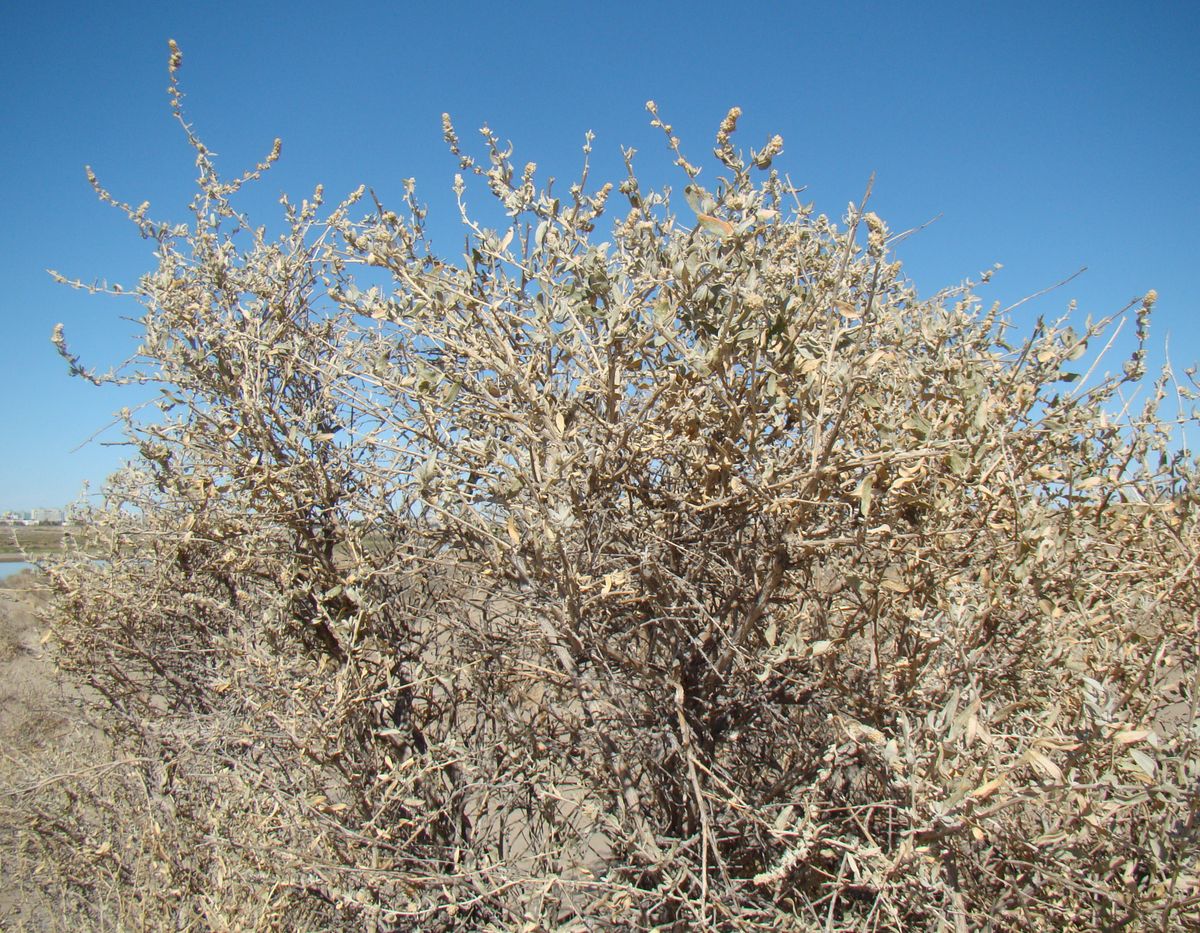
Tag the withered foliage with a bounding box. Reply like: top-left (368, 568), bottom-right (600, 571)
top-left (8, 43), bottom-right (1199, 930)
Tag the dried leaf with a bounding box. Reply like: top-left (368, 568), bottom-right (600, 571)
top-left (1129, 748), bottom-right (1157, 778)
top-left (1026, 749), bottom-right (1063, 782)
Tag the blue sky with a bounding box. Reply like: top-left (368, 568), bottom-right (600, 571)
top-left (2, 1), bottom-right (1197, 511)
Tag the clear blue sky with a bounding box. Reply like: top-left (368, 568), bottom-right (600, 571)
top-left (2, 1), bottom-right (1197, 511)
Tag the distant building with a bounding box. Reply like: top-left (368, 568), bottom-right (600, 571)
top-left (29, 508), bottom-right (65, 524)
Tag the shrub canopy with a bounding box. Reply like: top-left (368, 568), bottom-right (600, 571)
top-left (16, 42), bottom-right (1199, 930)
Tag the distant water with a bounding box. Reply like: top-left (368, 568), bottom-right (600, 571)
top-left (0, 561), bottom-right (36, 580)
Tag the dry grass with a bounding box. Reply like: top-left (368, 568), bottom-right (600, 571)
top-left (0, 525), bottom-right (68, 559)
top-left (0, 574), bottom-right (107, 931)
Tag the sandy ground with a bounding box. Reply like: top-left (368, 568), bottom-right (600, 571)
top-left (0, 571), bottom-right (71, 756)
top-left (0, 572), bottom-right (90, 930)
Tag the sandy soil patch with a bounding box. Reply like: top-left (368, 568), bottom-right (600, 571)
top-left (0, 572), bottom-right (109, 930)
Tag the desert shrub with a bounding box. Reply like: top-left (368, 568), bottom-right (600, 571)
top-left (24, 42), bottom-right (1199, 929)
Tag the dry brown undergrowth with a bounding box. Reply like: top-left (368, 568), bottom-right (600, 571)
top-left (10, 41), bottom-right (1199, 931)
top-left (0, 573), bottom-right (119, 931)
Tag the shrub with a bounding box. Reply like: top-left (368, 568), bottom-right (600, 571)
top-left (19, 41), bottom-right (1200, 929)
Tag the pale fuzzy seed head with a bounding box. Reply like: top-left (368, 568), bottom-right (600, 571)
top-left (717, 107), bottom-right (743, 146)
top-left (441, 113), bottom-right (460, 152)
